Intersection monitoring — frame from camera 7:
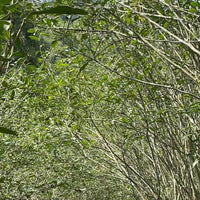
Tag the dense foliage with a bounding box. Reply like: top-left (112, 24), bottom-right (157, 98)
top-left (0, 0), bottom-right (200, 199)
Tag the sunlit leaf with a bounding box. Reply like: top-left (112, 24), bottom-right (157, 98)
top-left (27, 28), bottom-right (36, 33)
top-left (29, 35), bottom-right (40, 41)
top-left (191, 2), bottom-right (199, 8)
top-left (189, 8), bottom-right (197, 13)
top-left (51, 40), bottom-right (58, 48)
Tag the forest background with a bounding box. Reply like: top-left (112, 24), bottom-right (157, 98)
top-left (0, 0), bottom-right (200, 199)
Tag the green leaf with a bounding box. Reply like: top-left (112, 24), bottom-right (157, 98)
top-left (102, 0), bottom-right (109, 6)
top-left (189, 8), bottom-right (197, 13)
top-left (0, 0), bottom-right (12, 11)
top-left (51, 40), bottom-right (58, 48)
top-left (10, 90), bottom-right (15, 99)
top-left (164, 22), bottom-right (168, 28)
top-left (0, 0), bottom-right (12, 6)
top-left (2, 80), bottom-right (9, 88)
top-left (82, 33), bottom-right (89, 40)
top-left (126, 18), bottom-right (131, 25)
top-left (191, 2), bottom-right (199, 8)
top-left (122, 117), bottom-right (128, 123)
top-left (0, 127), bottom-right (17, 135)
top-left (132, 39), bottom-right (138, 44)
top-left (78, 62), bottom-right (88, 75)
top-left (27, 28), bottom-right (36, 33)
top-left (29, 35), bottom-right (40, 41)
top-left (30, 6), bottom-right (88, 16)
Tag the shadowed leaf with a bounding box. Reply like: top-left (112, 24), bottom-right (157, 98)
top-left (0, 126), bottom-right (17, 135)
top-left (78, 62), bottom-right (89, 75)
top-left (31, 6), bottom-right (88, 16)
